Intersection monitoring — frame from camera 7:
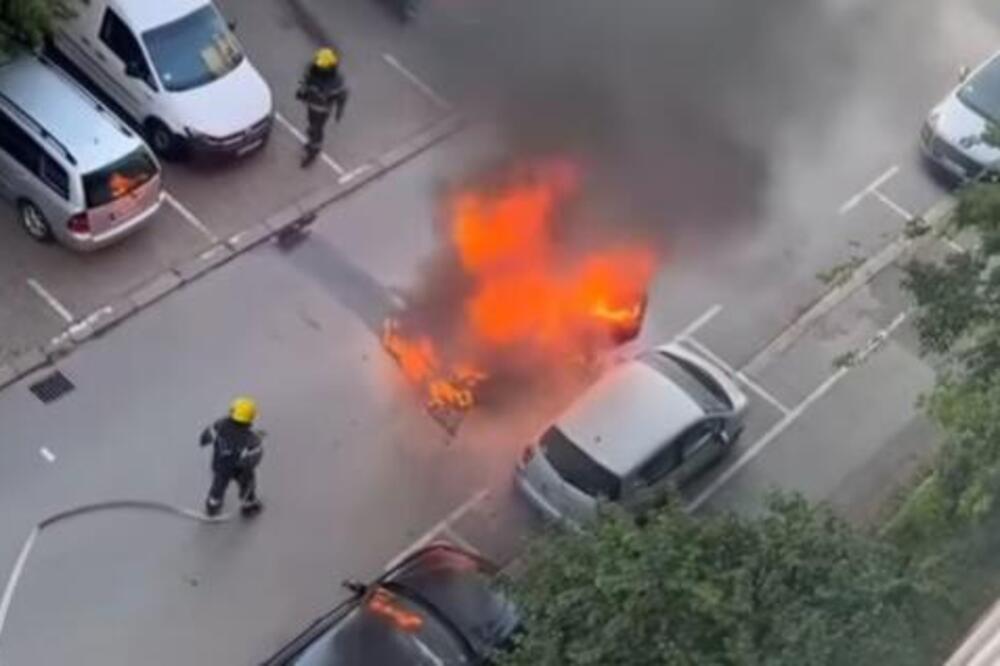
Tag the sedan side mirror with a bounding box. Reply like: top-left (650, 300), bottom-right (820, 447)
top-left (959, 65), bottom-right (971, 83)
top-left (342, 579), bottom-right (367, 595)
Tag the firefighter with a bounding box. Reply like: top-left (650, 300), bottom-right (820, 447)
top-left (296, 47), bottom-right (349, 168)
top-left (200, 396), bottom-right (265, 517)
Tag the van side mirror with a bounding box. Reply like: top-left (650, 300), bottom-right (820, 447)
top-left (959, 65), bottom-right (971, 83)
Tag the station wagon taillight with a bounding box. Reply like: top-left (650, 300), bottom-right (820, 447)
top-left (67, 213), bottom-right (90, 235)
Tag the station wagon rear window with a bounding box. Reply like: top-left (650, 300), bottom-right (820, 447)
top-left (541, 427), bottom-right (621, 500)
top-left (83, 148), bottom-right (157, 208)
top-left (645, 352), bottom-right (729, 414)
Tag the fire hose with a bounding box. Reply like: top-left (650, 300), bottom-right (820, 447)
top-left (0, 500), bottom-right (234, 649)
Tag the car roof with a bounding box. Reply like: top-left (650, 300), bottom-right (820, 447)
top-left (555, 359), bottom-right (704, 477)
top-left (110, 0), bottom-right (212, 33)
top-left (0, 56), bottom-right (140, 172)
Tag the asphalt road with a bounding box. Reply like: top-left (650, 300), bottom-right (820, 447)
top-left (0, 0), bottom-right (999, 663)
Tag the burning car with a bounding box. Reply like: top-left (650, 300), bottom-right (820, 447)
top-left (381, 159), bottom-right (655, 431)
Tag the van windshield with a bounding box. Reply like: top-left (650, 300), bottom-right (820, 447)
top-left (142, 6), bottom-right (243, 93)
top-left (83, 149), bottom-right (158, 208)
top-left (540, 427), bottom-right (621, 500)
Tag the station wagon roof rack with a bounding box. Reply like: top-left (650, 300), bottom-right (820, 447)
top-left (37, 56), bottom-right (135, 140)
top-left (0, 90), bottom-right (78, 166)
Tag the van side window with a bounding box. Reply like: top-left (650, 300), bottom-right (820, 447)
top-left (40, 155), bottom-right (70, 200)
top-left (100, 10), bottom-right (147, 75)
top-left (0, 110), bottom-right (42, 173)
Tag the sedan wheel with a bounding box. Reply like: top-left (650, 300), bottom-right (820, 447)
top-left (19, 201), bottom-right (53, 242)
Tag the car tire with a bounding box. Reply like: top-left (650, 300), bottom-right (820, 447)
top-left (145, 118), bottom-right (183, 160)
top-left (18, 200), bottom-right (54, 243)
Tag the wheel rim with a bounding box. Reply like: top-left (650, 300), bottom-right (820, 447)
top-left (22, 204), bottom-right (47, 238)
top-left (152, 127), bottom-right (171, 152)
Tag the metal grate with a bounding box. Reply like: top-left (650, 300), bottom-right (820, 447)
top-left (28, 371), bottom-right (75, 404)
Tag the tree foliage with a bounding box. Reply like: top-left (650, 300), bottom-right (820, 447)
top-left (500, 495), bottom-right (934, 666)
top-left (903, 183), bottom-right (1000, 521)
top-left (0, 0), bottom-right (67, 55)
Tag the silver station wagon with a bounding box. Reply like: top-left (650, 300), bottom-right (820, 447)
top-left (516, 343), bottom-right (748, 525)
top-left (0, 54), bottom-right (163, 250)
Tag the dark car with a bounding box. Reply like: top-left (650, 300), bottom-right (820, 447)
top-left (261, 544), bottom-right (519, 665)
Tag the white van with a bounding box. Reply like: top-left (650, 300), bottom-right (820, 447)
top-left (52, 0), bottom-right (273, 159)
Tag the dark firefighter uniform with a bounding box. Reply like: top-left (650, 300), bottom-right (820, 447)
top-left (296, 47), bottom-right (349, 167)
top-left (200, 397), bottom-right (264, 516)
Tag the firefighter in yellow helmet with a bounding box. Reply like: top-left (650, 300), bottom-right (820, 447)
top-left (296, 47), bottom-right (350, 167)
top-left (199, 396), bottom-right (265, 516)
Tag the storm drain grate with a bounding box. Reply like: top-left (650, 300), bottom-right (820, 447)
top-left (28, 371), bottom-right (75, 404)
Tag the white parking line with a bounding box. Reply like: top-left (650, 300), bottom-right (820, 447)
top-left (338, 163), bottom-right (373, 185)
top-left (839, 165), bottom-right (900, 215)
top-left (26, 279), bottom-right (74, 324)
top-left (688, 310), bottom-right (909, 511)
top-left (274, 112), bottom-right (347, 176)
top-left (164, 192), bottom-right (219, 243)
top-left (871, 189), bottom-right (915, 221)
top-left (385, 488), bottom-right (489, 570)
top-left (39, 447), bottom-right (56, 463)
top-left (382, 53), bottom-right (453, 111)
top-left (680, 336), bottom-right (792, 416)
top-left (673, 304), bottom-right (723, 341)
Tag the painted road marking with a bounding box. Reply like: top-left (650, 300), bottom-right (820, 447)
top-left (680, 336), bottom-right (792, 416)
top-left (383, 53), bottom-right (453, 111)
top-left (164, 192), bottom-right (219, 243)
top-left (839, 165), bottom-right (900, 215)
top-left (274, 112), bottom-right (348, 176)
top-left (338, 163), bottom-right (373, 185)
top-left (39, 447), bottom-right (55, 463)
top-left (673, 304), bottom-right (723, 341)
top-left (871, 188), bottom-right (915, 221)
top-left (689, 310), bottom-right (909, 511)
top-left (26, 278), bottom-right (74, 324)
top-left (386, 488), bottom-right (489, 570)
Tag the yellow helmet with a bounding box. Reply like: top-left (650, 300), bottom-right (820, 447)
top-left (230, 397), bottom-right (257, 425)
top-left (314, 47), bottom-right (339, 70)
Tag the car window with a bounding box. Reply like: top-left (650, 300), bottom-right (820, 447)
top-left (142, 6), bottom-right (244, 93)
top-left (681, 422), bottom-right (718, 459)
top-left (643, 352), bottom-right (730, 414)
top-left (292, 588), bottom-right (472, 665)
top-left (82, 148), bottom-right (157, 208)
top-left (40, 155), bottom-right (70, 200)
top-left (100, 9), bottom-right (148, 75)
top-left (637, 441), bottom-right (681, 484)
top-left (0, 110), bottom-right (42, 173)
top-left (540, 427), bottom-right (621, 500)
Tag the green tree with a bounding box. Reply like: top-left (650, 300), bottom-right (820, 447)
top-left (500, 495), bottom-right (933, 666)
top-left (902, 183), bottom-right (1000, 521)
top-left (0, 0), bottom-right (67, 55)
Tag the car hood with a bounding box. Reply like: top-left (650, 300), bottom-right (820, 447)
top-left (932, 93), bottom-right (1000, 166)
top-left (167, 59), bottom-right (272, 137)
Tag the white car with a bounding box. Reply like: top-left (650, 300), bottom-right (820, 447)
top-left (52, 0), bottom-right (273, 159)
top-left (516, 343), bottom-right (748, 525)
top-left (921, 51), bottom-right (1000, 183)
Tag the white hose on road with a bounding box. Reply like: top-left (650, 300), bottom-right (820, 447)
top-left (0, 500), bottom-right (235, 648)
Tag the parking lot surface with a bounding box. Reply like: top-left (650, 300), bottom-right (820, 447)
top-left (1, 1), bottom-right (1000, 663)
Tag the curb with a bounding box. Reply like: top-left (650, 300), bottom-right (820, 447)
top-left (0, 112), bottom-right (466, 393)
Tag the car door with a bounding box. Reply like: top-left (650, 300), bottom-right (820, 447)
top-left (92, 7), bottom-right (157, 122)
top-left (674, 419), bottom-right (727, 486)
top-left (622, 441), bottom-right (684, 514)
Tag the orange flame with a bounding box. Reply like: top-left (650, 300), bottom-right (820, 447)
top-left (366, 588), bottom-right (425, 633)
top-left (382, 320), bottom-right (486, 411)
top-left (108, 172), bottom-right (143, 199)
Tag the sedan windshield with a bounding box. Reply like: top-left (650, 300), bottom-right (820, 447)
top-left (644, 352), bottom-right (729, 415)
top-left (142, 6), bottom-right (243, 93)
top-left (958, 56), bottom-right (1000, 125)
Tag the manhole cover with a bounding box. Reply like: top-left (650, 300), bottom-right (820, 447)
top-left (28, 371), bottom-right (75, 404)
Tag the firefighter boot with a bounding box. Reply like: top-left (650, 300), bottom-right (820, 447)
top-left (301, 146), bottom-right (319, 168)
top-left (205, 497), bottom-right (223, 517)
